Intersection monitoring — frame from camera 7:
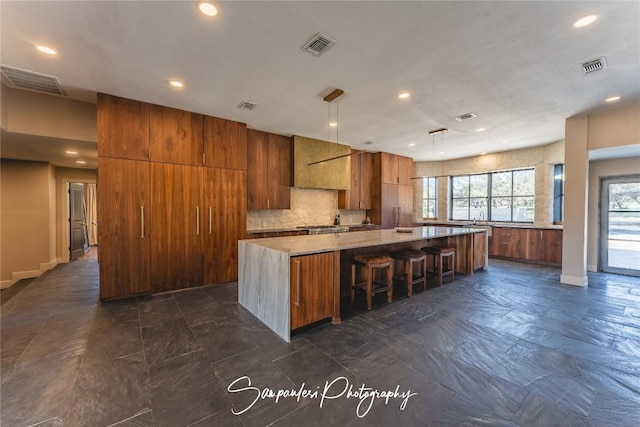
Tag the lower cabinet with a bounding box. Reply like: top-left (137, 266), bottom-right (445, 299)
top-left (489, 226), bottom-right (562, 265)
top-left (290, 252), bottom-right (334, 330)
top-left (473, 232), bottom-right (487, 271)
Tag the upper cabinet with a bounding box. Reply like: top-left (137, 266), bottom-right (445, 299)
top-left (381, 152), bottom-right (413, 185)
top-left (247, 129), bottom-right (292, 210)
top-left (204, 116), bottom-right (247, 170)
top-left (150, 105), bottom-right (204, 165)
top-left (97, 93), bottom-right (150, 160)
top-left (338, 152), bottom-right (373, 210)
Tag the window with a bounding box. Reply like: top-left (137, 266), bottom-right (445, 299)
top-left (450, 168), bottom-right (535, 222)
top-left (422, 177), bottom-right (437, 219)
top-left (553, 164), bottom-right (564, 223)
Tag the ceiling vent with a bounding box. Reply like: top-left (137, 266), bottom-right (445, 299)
top-left (580, 57), bottom-right (607, 74)
top-left (236, 101), bottom-right (258, 111)
top-left (454, 112), bottom-right (477, 121)
top-left (302, 33), bottom-right (336, 56)
top-left (1, 65), bottom-right (66, 96)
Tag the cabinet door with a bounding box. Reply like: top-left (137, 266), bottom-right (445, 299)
top-left (397, 155), bottom-right (414, 186)
top-left (520, 228), bottom-right (542, 261)
top-left (150, 105), bottom-right (204, 166)
top-left (204, 116), bottom-right (247, 170)
top-left (473, 232), bottom-right (487, 270)
top-left (290, 252), bottom-right (334, 330)
top-left (380, 183), bottom-right (399, 229)
top-left (151, 164), bottom-right (204, 292)
top-left (267, 134), bottom-right (292, 209)
top-left (360, 152), bottom-right (373, 209)
top-left (247, 129), bottom-right (269, 210)
top-left (381, 153), bottom-right (399, 184)
top-left (97, 93), bottom-right (150, 160)
top-left (204, 168), bottom-right (247, 284)
top-left (494, 227), bottom-right (521, 258)
top-left (397, 184), bottom-right (413, 227)
top-left (338, 151), bottom-right (361, 209)
top-left (541, 229), bottom-right (563, 264)
top-left (98, 158), bottom-right (150, 299)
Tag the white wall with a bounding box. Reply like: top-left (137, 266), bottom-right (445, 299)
top-left (587, 157), bottom-right (640, 271)
top-left (562, 101), bottom-right (640, 286)
top-left (413, 140), bottom-right (565, 226)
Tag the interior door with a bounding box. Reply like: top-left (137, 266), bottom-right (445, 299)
top-left (69, 182), bottom-right (88, 260)
top-left (600, 175), bottom-right (640, 276)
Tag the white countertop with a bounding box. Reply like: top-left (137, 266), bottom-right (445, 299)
top-left (239, 226), bottom-right (486, 256)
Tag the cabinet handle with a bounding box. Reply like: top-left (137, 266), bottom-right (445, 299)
top-left (267, 199), bottom-right (270, 209)
top-left (140, 206), bottom-right (145, 239)
top-left (295, 260), bottom-right (301, 307)
top-left (202, 152), bottom-right (205, 165)
top-left (540, 231), bottom-right (543, 240)
top-left (209, 207), bottom-right (212, 235)
top-left (196, 207), bottom-right (200, 235)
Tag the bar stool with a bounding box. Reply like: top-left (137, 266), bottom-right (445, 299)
top-left (351, 254), bottom-right (393, 310)
top-left (389, 249), bottom-right (427, 296)
top-left (421, 246), bottom-right (455, 286)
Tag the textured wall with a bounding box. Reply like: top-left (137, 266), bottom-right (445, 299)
top-left (247, 188), bottom-right (366, 230)
top-left (413, 140), bottom-right (565, 225)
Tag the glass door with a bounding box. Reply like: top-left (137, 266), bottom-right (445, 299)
top-left (600, 175), bottom-right (640, 276)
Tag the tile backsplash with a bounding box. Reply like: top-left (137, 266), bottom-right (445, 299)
top-left (246, 188), bottom-right (366, 230)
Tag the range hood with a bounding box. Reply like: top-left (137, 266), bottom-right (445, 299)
top-left (293, 135), bottom-right (350, 190)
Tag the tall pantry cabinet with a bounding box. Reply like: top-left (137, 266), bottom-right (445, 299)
top-left (97, 93), bottom-right (247, 300)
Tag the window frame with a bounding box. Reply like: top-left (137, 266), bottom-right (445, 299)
top-left (553, 164), bottom-right (564, 224)
top-left (422, 177), bottom-right (438, 220)
top-left (449, 168), bottom-right (535, 223)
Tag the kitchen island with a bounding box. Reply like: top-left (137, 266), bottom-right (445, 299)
top-left (238, 226), bottom-right (488, 341)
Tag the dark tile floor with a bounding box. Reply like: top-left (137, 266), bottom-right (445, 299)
top-left (1, 250), bottom-right (639, 426)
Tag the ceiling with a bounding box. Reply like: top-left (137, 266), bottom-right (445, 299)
top-left (1, 1), bottom-right (639, 168)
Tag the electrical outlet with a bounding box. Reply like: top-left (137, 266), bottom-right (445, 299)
top-left (262, 221), bottom-right (267, 227)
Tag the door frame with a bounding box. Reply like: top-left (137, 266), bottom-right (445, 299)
top-left (599, 174), bottom-right (640, 276)
top-left (60, 178), bottom-right (96, 264)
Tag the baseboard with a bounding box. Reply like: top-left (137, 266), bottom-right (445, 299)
top-left (587, 264), bottom-right (597, 272)
top-left (560, 274), bottom-right (588, 287)
top-left (4, 258), bottom-right (58, 288)
top-left (0, 279), bottom-right (17, 289)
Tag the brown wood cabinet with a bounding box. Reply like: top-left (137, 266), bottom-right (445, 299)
top-left (473, 232), bottom-right (487, 271)
top-left (370, 152), bottom-right (414, 229)
top-left (381, 152), bottom-right (413, 185)
top-left (204, 116), bottom-right (247, 170)
top-left (247, 130), bottom-right (292, 210)
top-left (290, 252), bottom-right (334, 330)
top-left (150, 105), bottom-right (204, 166)
top-left (98, 158), bottom-right (151, 299)
top-left (338, 152), bottom-right (373, 209)
top-left (97, 93), bottom-right (150, 161)
top-left (489, 226), bottom-right (562, 265)
top-left (204, 168), bottom-right (247, 284)
top-left (150, 163), bottom-right (204, 293)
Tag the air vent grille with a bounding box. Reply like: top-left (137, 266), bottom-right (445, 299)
top-left (236, 101), bottom-right (258, 111)
top-left (454, 112), bottom-right (477, 121)
top-left (1, 65), bottom-right (65, 96)
top-left (302, 33), bottom-right (336, 56)
top-left (580, 57), bottom-right (607, 74)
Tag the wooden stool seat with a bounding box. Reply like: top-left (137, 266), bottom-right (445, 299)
top-left (389, 249), bottom-right (427, 296)
top-left (421, 246), bottom-right (455, 286)
top-left (351, 254), bottom-right (393, 310)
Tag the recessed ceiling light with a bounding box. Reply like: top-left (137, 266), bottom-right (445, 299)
top-left (408, 143), bottom-right (415, 147)
top-left (480, 152), bottom-right (488, 155)
top-left (76, 160), bottom-right (86, 164)
top-left (438, 151), bottom-right (444, 155)
top-left (197, 1), bottom-right (218, 16)
top-left (605, 96), bottom-right (621, 102)
top-left (168, 80), bottom-right (184, 88)
top-left (329, 122), bottom-right (337, 127)
top-left (476, 128), bottom-right (486, 132)
top-left (35, 45), bottom-right (57, 55)
top-left (501, 140), bottom-right (509, 144)
top-left (398, 92), bottom-right (410, 99)
top-left (574, 14), bottom-right (598, 28)
top-left (65, 150), bottom-right (78, 155)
